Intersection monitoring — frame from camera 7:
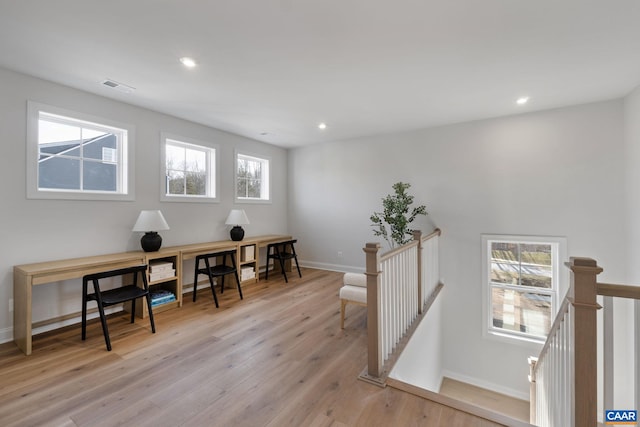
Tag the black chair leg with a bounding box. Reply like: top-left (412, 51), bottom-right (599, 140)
top-left (145, 295), bottom-right (156, 333)
top-left (130, 299), bottom-right (136, 323)
top-left (279, 256), bottom-right (288, 283)
top-left (81, 280), bottom-right (88, 341)
top-left (220, 275), bottom-right (225, 294)
top-left (207, 272), bottom-right (219, 308)
top-left (193, 268), bottom-right (199, 302)
top-left (293, 255), bottom-right (302, 278)
top-left (92, 279), bottom-right (113, 351)
top-left (234, 271), bottom-right (243, 299)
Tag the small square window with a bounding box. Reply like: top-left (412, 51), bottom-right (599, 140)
top-left (235, 152), bottom-right (270, 202)
top-left (161, 133), bottom-right (217, 203)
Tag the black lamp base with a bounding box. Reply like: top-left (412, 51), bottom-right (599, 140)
top-left (230, 226), bottom-right (245, 241)
top-left (141, 231), bottom-right (162, 252)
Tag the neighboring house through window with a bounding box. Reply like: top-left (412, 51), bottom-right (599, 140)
top-left (235, 152), bottom-right (270, 202)
top-left (161, 133), bottom-right (217, 202)
top-left (27, 102), bottom-right (134, 200)
top-left (482, 234), bottom-right (567, 344)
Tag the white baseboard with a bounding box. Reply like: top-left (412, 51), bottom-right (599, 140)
top-left (299, 260), bottom-right (364, 274)
top-left (0, 326), bottom-right (12, 344)
top-left (0, 306), bottom-right (126, 346)
top-left (441, 369), bottom-right (530, 402)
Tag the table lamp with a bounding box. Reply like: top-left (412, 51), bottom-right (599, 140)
top-left (225, 209), bottom-right (249, 241)
top-left (132, 210), bottom-right (170, 252)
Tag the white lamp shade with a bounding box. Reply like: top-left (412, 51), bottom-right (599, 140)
top-left (132, 210), bottom-right (170, 232)
top-left (225, 209), bottom-right (250, 225)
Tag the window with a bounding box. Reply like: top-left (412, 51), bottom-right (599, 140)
top-left (482, 235), bottom-right (567, 343)
top-left (161, 134), bottom-right (217, 202)
top-left (235, 152), bottom-right (270, 202)
top-left (27, 102), bottom-right (134, 200)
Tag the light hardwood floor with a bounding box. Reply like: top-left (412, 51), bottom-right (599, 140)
top-left (0, 268), bottom-right (506, 427)
top-left (439, 378), bottom-right (530, 423)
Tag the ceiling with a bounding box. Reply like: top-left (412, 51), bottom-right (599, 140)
top-left (1, 1), bottom-right (639, 148)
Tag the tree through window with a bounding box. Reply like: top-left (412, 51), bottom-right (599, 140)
top-left (162, 135), bottom-right (217, 202)
top-left (236, 153), bottom-right (269, 201)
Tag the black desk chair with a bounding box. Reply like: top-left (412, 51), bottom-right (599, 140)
top-left (193, 249), bottom-right (243, 308)
top-left (82, 264), bottom-right (156, 351)
top-left (265, 239), bottom-right (302, 283)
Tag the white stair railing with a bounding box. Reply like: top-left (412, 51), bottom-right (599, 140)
top-left (529, 257), bottom-right (602, 426)
top-left (361, 228), bottom-right (441, 385)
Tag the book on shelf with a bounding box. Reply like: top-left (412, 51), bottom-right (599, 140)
top-left (150, 290), bottom-right (176, 307)
top-left (149, 261), bottom-right (174, 273)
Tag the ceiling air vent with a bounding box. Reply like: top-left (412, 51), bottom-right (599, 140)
top-left (101, 79), bottom-right (135, 94)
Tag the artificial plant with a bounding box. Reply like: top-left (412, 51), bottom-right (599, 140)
top-left (370, 182), bottom-right (427, 248)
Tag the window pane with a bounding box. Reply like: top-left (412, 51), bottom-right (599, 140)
top-left (247, 160), bottom-right (261, 178)
top-left (490, 242), bottom-right (552, 289)
top-left (491, 242), bottom-right (519, 285)
top-left (247, 179), bottom-right (262, 198)
top-left (237, 178), bottom-right (248, 197)
top-left (185, 148), bottom-right (206, 173)
top-left (237, 158), bottom-right (249, 178)
top-left (39, 157), bottom-right (80, 190)
top-left (166, 144), bottom-right (185, 170)
top-left (83, 131), bottom-right (114, 160)
top-left (521, 244), bottom-right (552, 266)
top-left (521, 244), bottom-right (552, 289)
top-left (167, 170), bottom-right (185, 195)
top-left (83, 160), bottom-right (117, 191)
top-left (185, 171), bottom-right (206, 195)
top-left (491, 287), bottom-right (551, 338)
top-left (39, 119), bottom-right (81, 144)
top-left (39, 120), bottom-right (82, 158)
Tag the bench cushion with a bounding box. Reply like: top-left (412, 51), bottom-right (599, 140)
top-left (343, 272), bottom-right (366, 287)
top-left (340, 285), bottom-right (367, 304)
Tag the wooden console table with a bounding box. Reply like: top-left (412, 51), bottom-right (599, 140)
top-left (13, 234), bottom-right (291, 355)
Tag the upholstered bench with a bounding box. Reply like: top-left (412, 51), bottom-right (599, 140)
top-left (339, 272), bottom-right (367, 329)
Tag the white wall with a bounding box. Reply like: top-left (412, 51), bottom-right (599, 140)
top-left (0, 67), bottom-right (288, 342)
top-left (288, 100), bottom-right (627, 397)
top-left (389, 289), bottom-right (443, 392)
top-left (619, 84), bottom-right (640, 409)
top-left (625, 85), bottom-right (640, 284)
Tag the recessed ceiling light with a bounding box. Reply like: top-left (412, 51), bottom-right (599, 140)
top-left (516, 96), bottom-right (529, 105)
top-left (179, 57), bottom-right (197, 68)
top-left (318, 122), bottom-right (327, 130)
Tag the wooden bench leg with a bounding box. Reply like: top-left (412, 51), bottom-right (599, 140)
top-left (340, 299), bottom-right (347, 329)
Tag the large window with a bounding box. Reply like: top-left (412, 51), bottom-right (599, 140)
top-left (27, 102), bottom-right (133, 200)
top-left (235, 152), bottom-right (270, 202)
top-left (482, 235), bottom-right (566, 343)
top-left (161, 134), bottom-right (217, 202)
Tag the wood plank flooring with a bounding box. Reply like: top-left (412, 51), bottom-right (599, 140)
top-left (439, 378), bottom-right (530, 423)
top-left (0, 268), bottom-right (506, 427)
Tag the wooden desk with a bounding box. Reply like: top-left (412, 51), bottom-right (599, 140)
top-left (13, 234), bottom-right (292, 355)
top-left (14, 252), bottom-right (147, 355)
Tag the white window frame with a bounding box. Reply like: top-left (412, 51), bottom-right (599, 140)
top-left (234, 151), bottom-right (271, 203)
top-left (160, 133), bottom-right (218, 203)
top-left (26, 101), bottom-right (135, 201)
top-left (481, 234), bottom-right (568, 346)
